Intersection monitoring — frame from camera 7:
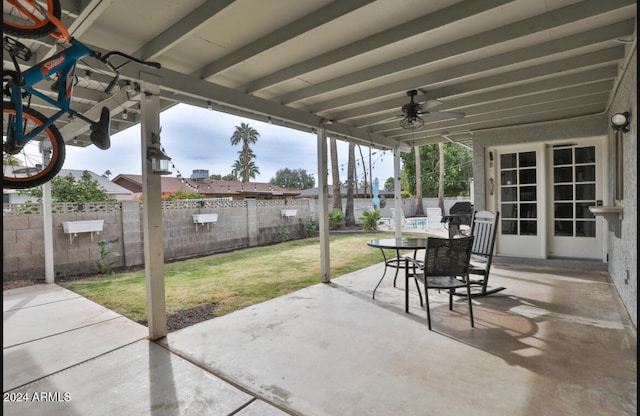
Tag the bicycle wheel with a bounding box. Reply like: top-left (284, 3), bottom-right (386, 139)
top-left (3, 0), bottom-right (62, 39)
top-left (3, 102), bottom-right (66, 189)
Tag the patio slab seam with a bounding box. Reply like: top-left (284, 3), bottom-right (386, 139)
top-left (153, 339), bottom-right (297, 416)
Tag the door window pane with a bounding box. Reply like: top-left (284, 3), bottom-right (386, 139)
top-left (576, 184), bottom-right (595, 200)
top-left (575, 147), bottom-right (595, 163)
top-left (501, 203), bottom-right (517, 218)
top-left (501, 187), bottom-right (517, 201)
top-left (554, 149), bottom-right (573, 165)
top-left (576, 221), bottom-right (596, 237)
top-left (502, 220), bottom-right (517, 235)
top-left (575, 165), bottom-right (595, 182)
top-left (554, 203), bottom-right (573, 218)
top-left (554, 167), bottom-right (573, 183)
top-left (501, 153), bottom-right (516, 169)
top-left (519, 169), bottom-right (536, 184)
top-left (520, 220), bottom-right (537, 235)
top-left (555, 221), bottom-right (573, 236)
top-left (576, 203), bottom-right (595, 218)
top-left (519, 152), bottom-right (536, 167)
top-left (520, 186), bottom-right (537, 201)
top-left (501, 170), bottom-right (517, 185)
top-left (520, 203), bottom-right (537, 218)
top-left (554, 185), bottom-right (573, 200)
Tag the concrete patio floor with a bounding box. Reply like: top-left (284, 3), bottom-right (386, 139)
top-left (3, 261), bottom-right (637, 415)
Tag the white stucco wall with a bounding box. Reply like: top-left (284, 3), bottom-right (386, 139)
top-left (607, 45), bottom-right (637, 327)
top-left (470, 46), bottom-right (637, 327)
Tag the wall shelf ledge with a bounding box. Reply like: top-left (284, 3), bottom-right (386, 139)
top-left (589, 206), bottom-right (623, 238)
top-left (192, 213), bottom-right (218, 231)
top-left (61, 220), bottom-right (104, 244)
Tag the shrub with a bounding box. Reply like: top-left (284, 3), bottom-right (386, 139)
top-left (277, 226), bottom-right (290, 242)
top-left (96, 238), bottom-right (120, 274)
top-left (304, 217), bottom-right (318, 237)
top-left (328, 208), bottom-right (345, 230)
top-left (360, 209), bottom-right (381, 231)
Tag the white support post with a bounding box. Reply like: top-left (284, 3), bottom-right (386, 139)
top-left (42, 152), bottom-right (54, 284)
top-left (394, 146), bottom-right (402, 238)
top-left (140, 74), bottom-right (167, 340)
top-left (317, 128), bottom-right (330, 283)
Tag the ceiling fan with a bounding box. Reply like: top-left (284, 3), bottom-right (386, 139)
top-left (377, 90), bottom-right (465, 130)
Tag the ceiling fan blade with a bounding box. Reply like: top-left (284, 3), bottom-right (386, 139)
top-left (424, 111), bottom-right (465, 119)
top-left (419, 99), bottom-right (443, 111)
top-left (368, 114), bottom-right (404, 126)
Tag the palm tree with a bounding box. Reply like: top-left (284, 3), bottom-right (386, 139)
top-left (345, 142), bottom-right (356, 226)
top-left (232, 158), bottom-right (260, 181)
top-left (330, 137), bottom-right (342, 211)
top-left (230, 122), bottom-right (260, 182)
top-left (357, 144), bottom-right (368, 198)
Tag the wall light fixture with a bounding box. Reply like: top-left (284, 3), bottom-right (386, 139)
top-left (611, 111), bottom-right (630, 133)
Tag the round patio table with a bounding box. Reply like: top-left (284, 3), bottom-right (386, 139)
top-left (367, 237), bottom-right (430, 306)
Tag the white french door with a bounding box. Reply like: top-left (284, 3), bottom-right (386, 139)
top-left (495, 147), bottom-right (544, 257)
top-left (488, 138), bottom-right (605, 260)
top-left (546, 140), bottom-right (603, 259)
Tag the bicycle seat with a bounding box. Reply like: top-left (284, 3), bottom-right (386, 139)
top-left (90, 107), bottom-right (111, 150)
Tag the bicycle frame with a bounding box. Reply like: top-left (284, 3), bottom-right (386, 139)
top-left (8, 38), bottom-right (94, 147)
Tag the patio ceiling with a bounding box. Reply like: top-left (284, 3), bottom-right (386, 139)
top-left (4, 0), bottom-right (637, 150)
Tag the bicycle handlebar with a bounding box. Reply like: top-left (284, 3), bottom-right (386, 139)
top-left (94, 50), bottom-right (161, 94)
top-left (99, 51), bottom-right (162, 69)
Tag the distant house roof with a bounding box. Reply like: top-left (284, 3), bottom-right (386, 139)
top-left (57, 170), bottom-right (132, 197)
top-left (3, 169), bottom-right (133, 203)
top-left (112, 174), bottom-right (300, 199)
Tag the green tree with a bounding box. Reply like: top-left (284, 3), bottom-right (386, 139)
top-left (401, 142), bottom-right (472, 198)
top-left (383, 177), bottom-right (394, 191)
top-left (20, 171), bottom-right (114, 202)
top-left (230, 122), bottom-right (260, 182)
top-left (221, 173), bottom-right (238, 181)
top-left (270, 168), bottom-right (315, 190)
top-left (3, 154), bottom-right (20, 166)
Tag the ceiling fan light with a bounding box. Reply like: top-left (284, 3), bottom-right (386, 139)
top-left (401, 116), bottom-right (424, 130)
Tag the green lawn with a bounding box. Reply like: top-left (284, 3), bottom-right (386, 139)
top-left (61, 232), bottom-right (411, 323)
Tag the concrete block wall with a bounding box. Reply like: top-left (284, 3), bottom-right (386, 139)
top-left (3, 199), bottom-right (312, 281)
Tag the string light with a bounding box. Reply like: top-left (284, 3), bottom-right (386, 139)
top-left (156, 141), bottom-right (204, 193)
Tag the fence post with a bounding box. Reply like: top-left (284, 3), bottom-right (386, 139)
top-left (121, 201), bottom-right (143, 267)
top-left (247, 199), bottom-right (258, 246)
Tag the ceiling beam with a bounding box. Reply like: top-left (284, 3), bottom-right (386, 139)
top-left (348, 66), bottom-right (619, 126)
top-left (103, 58), bottom-right (406, 150)
top-left (135, 0), bottom-right (234, 61)
top-left (304, 1), bottom-right (635, 110)
top-left (198, 0), bottom-right (376, 80)
top-left (242, 0), bottom-right (514, 93)
top-left (313, 45), bottom-right (624, 114)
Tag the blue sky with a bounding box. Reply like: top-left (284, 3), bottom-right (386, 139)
top-left (62, 103), bottom-right (397, 186)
